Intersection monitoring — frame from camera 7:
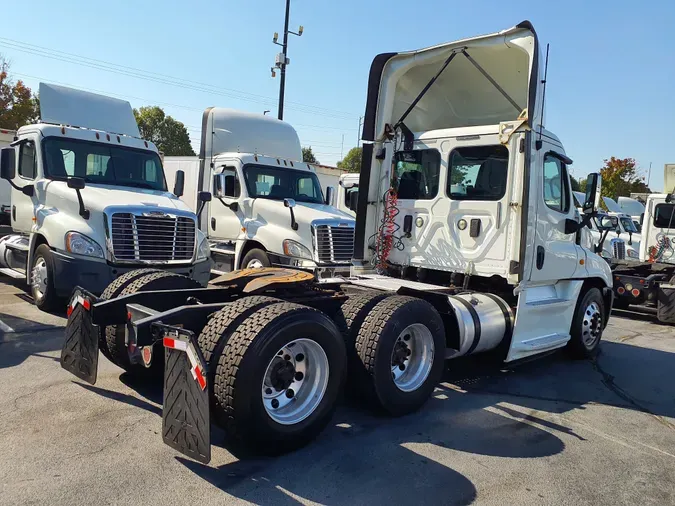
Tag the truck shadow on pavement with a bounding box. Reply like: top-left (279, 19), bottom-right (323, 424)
top-left (75, 339), bottom-right (675, 505)
top-left (0, 313), bottom-right (64, 369)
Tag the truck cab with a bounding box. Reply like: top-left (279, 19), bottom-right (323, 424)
top-left (165, 109), bottom-right (355, 278)
top-left (0, 84), bottom-right (210, 311)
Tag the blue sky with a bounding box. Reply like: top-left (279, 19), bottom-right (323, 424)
top-left (1, 0), bottom-right (673, 189)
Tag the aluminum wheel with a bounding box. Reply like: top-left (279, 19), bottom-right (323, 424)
top-left (247, 258), bottom-right (264, 269)
top-left (262, 338), bottom-right (329, 425)
top-left (31, 256), bottom-right (48, 301)
top-left (581, 301), bottom-right (602, 348)
top-left (390, 323), bottom-right (435, 393)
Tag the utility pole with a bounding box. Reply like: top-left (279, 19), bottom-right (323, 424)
top-left (647, 162), bottom-right (652, 188)
top-left (271, 0), bottom-right (303, 121)
top-left (341, 134), bottom-right (344, 160)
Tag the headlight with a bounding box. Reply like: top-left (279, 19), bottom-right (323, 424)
top-left (65, 232), bottom-right (104, 258)
top-left (627, 249), bottom-right (638, 258)
top-left (282, 239), bottom-right (313, 260)
top-left (197, 237), bottom-right (210, 261)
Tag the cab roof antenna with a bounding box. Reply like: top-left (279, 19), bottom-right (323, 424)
top-left (535, 43), bottom-right (550, 151)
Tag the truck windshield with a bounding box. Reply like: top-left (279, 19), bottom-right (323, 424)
top-left (620, 217), bottom-right (637, 233)
top-left (43, 137), bottom-right (167, 191)
top-left (243, 165), bottom-right (324, 204)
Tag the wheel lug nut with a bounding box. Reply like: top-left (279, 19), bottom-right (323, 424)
top-left (286, 389), bottom-right (295, 398)
top-left (265, 388), bottom-right (272, 395)
top-left (403, 334), bottom-right (410, 341)
top-left (406, 349), bottom-right (411, 356)
top-left (399, 364), bottom-right (405, 371)
top-left (284, 354), bottom-right (291, 361)
top-left (294, 372), bottom-right (304, 381)
top-left (295, 353), bottom-right (304, 362)
top-left (271, 399), bottom-right (279, 409)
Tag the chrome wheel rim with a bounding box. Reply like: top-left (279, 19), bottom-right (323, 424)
top-left (247, 258), bottom-right (264, 269)
top-left (390, 323), bottom-right (435, 392)
top-left (262, 338), bottom-right (329, 425)
top-left (582, 301), bottom-right (602, 348)
top-left (31, 257), bottom-right (48, 301)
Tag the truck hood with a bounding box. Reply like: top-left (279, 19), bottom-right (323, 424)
top-left (45, 181), bottom-right (193, 214)
top-left (251, 199), bottom-right (354, 226)
top-left (363, 20), bottom-right (542, 141)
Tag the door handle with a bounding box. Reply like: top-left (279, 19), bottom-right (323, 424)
top-left (12, 205), bottom-right (16, 221)
top-left (536, 245), bottom-right (545, 270)
top-left (211, 217), bottom-right (216, 231)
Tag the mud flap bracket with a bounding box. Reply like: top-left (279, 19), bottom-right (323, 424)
top-left (158, 324), bottom-right (211, 464)
top-left (60, 289), bottom-right (100, 385)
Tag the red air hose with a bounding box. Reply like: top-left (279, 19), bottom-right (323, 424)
top-left (376, 188), bottom-right (398, 270)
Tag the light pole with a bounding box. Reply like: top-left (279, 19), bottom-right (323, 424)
top-left (271, 0), bottom-right (303, 120)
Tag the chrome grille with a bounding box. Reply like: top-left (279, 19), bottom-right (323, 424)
top-left (612, 239), bottom-right (626, 260)
top-left (111, 213), bottom-right (196, 262)
top-left (314, 224), bottom-right (355, 264)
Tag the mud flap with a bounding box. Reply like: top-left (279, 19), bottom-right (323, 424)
top-left (657, 284), bottom-right (675, 324)
top-left (60, 291), bottom-right (100, 385)
top-left (160, 325), bottom-right (211, 464)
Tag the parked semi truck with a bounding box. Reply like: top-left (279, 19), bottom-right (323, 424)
top-left (60, 22), bottom-right (613, 462)
top-left (163, 109), bottom-right (355, 278)
top-left (612, 164), bottom-right (675, 318)
top-left (0, 84), bottom-right (210, 311)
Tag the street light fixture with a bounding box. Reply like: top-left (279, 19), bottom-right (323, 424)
top-left (270, 0), bottom-right (303, 120)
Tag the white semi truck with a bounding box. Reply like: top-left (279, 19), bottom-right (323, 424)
top-left (163, 109), bottom-right (355, 278)
top-left (0, 84), bottom-right (211, 311)
top-left (612, 164), bottom-right (675, 319)
top-left (60, 22), bottom-right (613, 462)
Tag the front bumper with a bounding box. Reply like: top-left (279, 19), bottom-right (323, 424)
top-left (50, 250), bottom-right (211, 297)
top-left (269, 252), bottom-right (351, 278)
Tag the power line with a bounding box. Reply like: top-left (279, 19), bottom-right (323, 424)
top-left (0, 37), bottom-right (358, 120)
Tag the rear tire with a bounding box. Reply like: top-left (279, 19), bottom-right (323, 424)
top-left (240, 248), bottom-right (271, 269)
top-left (105, 272), bottom-right (201, 375)
top-left (567, 287), bottom-right (605, 359)
top-left (198, 295), bottom-right (280, 416)
top-left (31, 244), bottom-right (62, 313)
top-left (99, 268), bottom-right (162, 361)
top-left (354, 296), bottom-right (445, 416)
top-left (213, 302), bottom-right (346, 454)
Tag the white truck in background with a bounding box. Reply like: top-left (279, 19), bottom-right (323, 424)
top-left (618, 196), bottom-right (646, 232)
top-left (60, 22), bottom-right (614, 461)
top-left (164, 109), bottom-right (355, 278)
top-left (0, 84), bottom-right (210, 311)
top-left (0, 128), bottom-right (15, 224)
top-left (337, 172), bottom-right (359, 216)
top-left (611, 164), bottom-right (675, 319)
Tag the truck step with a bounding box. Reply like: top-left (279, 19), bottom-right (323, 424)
top-left (0, 267), bottom-right (25, 279)
top-left (211, 246), bottom-right (235, 256)
top-left (526, 298), bottom-right (567, 307)
top-left (4, 241), bottom-right (29, 253)
top-left (515, 333), bottom-right (570, 351)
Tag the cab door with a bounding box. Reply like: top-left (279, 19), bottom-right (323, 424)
top-left (11, 139), bottom-right (39, 233)
top-left (527, 145), bottom-right (579, 283)
top-left (209, 164), bottom-right (244, 244)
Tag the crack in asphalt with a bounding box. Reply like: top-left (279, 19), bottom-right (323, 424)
top-left (591, 349), bottom-right (675, 431)
top-left (64, 414), bottom-right (154, 460)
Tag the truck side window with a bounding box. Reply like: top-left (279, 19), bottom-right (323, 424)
top-left (18, 141), bottom-right (36, 179)
top-left (221, 167), bottom-right (240, 198)
top-left (394, 149), bottom-right (440, 200)
top-left (654, 204), bottom-right (675, 228)
top-left (543, 154), bottom-right (570, 213)
top-left (448, 145), bottom-right (508, 201)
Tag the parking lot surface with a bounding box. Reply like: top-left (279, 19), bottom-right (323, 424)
top-left (0, 279), bottom-right (674, 506)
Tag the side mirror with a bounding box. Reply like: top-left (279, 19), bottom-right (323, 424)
top-left (173, 169), bottom-right (185, 197)
top-left (325, 186), bottom-right (335, 206)
top-left (198, 191), bottom-right (212, 203)
top-left (0, 148), bottom-right (16, 180)
top-left (583, 173), bottom-right (602, 214)
top-left (67, 177), bottom-right (86, 190)
top-left (213, 173), bottom-right (238, 199)
top-left (596, 215), bottom-right (616, 231)
top-left (348, 190), bottom-right (359, 212)
top-left (284, 198), bottom-right (296, 209)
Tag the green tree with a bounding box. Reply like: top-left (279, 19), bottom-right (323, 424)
top-left (302, 146), bottom-right (318, 164)
top-left (337, 147), bottom-right (362, 173)
top-left (599, 157), bottom-right (650, 200)
top-left (133, 106), bottom-right (195, 156)
top-left (0, 55), bottom-right (39, 129)
top-left (570, 175), bottom-right (581, 192)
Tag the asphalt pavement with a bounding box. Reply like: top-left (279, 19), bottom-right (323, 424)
top-left (0, 278), bottom-right (673, 505)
